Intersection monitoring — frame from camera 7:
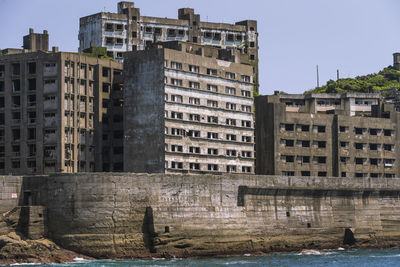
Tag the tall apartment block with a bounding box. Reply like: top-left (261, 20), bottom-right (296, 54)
top-left (256, 92), bottom-right (400, 178)
top-left (79, 1), bottom-right (259, 93)
top-left (124, 41), bottom-right (255, 174)
top-left (0, 29), bottom-right (122, 174)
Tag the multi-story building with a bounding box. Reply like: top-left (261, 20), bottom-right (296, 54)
top-left (256, 92), bottom-right (400, 178)
top-left (79, 1), bottom-right (259, 93)
top-left (124, 41), bottom-right (255, 174)
top-left (0, 29), bottom-right (123, 174)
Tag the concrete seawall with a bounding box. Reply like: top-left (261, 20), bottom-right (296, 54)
top-left (3, 173), bottom-right (400, 258)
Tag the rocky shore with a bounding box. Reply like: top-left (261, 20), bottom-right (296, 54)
top-left (0, 232), bottom-right (92, 266)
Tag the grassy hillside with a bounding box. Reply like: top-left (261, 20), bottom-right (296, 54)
top-left (305, 66), bottom-right (400, 94)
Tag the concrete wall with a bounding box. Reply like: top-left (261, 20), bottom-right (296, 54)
top-left (0, 176), bottom-right (22, 214)
top-left (10, 173), bottom-right (400, 258)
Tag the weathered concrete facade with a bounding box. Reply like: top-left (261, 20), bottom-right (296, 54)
top-left (256, 93), bottom-right (400, 178)
top-left (124, 41), bottom-right (255, 174)
top-left (0, 30), bottom-right (123, 174)
top-left (79, 1), bottom-right (259, 93)
top-left (3, 173), bottom-right (400, 258)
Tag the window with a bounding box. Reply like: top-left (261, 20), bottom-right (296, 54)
top-left (282, 171), bottom-right (295, 176)
top-left (355, 127), bottom-right (365, 135)
top-left (241, 90), bottom-right (251, 97)
top-left (339, 126), bottom-right (348, 133)
top-left (207, 68), bottom-right (217, 76)
top-left (242, 166), bottom-right (252, 173)
top-left (116, 38), bottom-right (123, 45)
top-left (225, 72), bottom-right (236, 79)
top-left (189, 146), bottom-right (200, 153)
top-left (12, 63), bottom-right (20, 76)
top-left (170, 112), bottom-right (183, 119)
top-left (369, 128), bottom-right (380, 136)
top-left (189, 81), bottom-right (200, 89)
top-left (241, 75), bottom-right (251, 82)
top-left (384, 129), bottom-right (394, 136)
top-left (28, 62), bottom-right (36, 74)
top-left (190, 163), bottom-right (200, 170)
top-left (171, 162), bottom-right (183, 169)
top-left (385, 173), bottom-right (395, 178)
top-left (298, 156), bottom-right (310, 163)
top-left (355, 143), bottom-right (366, 150)
top-left (189, 97), bottom-right (200, 105)
top-left (284, 124), bottom-right (294, 131)
top-left (171, 128), bottom-right (183, 136)
top-left (225, 87), bottom-right (236, 95)
top-left (154, 28), bottom-right (162, 35)
top-left (316, 156), bottom-right (326, 164)
top-left (188, 65), bottom-right (199, 73)
top-left (207, 100), bottom-right (218, 108)
top-left (242, 136), bottom-right (251, 143)
top-left (226, 118), bottom-right (236, 126)
top-left (300, 125), bottom-right (309, 132)
top-left (132, 31), bottom-right (137, 38)
top-left (282, 155), bottom-right (294, 163)
top-left (226, 103), bottom-right (236, 110)
top-left (340, 141), bottom-right (349, 148)
top-left (187, 130), bottom-right (200, 137)
top-left (171, 145), bottom-right (183, 152)
top-left (28, 128), bottom-right (36, 140)
top-left (370, 143), bottom-right (379, 150)
top-left (239, 120), bottom-right (250, 128)
top-left (170, 61), bottom-right (182, 70)
top-left (102, 67), bottom-right (110, 77)
top-left (370, 158), bottom-right (379, 166)
top-left (105, 37), bottom-right (114, 45)
top-left (282, 139), bottom-right (294, 147)
top-left (208, 148), bottom-right (218, 155)
top-left (189, 114), bottom-right (200, 121)
top-left (318, 172), bottom-right (327, 177)
top-left (145, 26), bottom-right (152, 33)
top-left (384, 144), bottom-right (394, 151)
top-left (384, 159), bottom-right (395, 167)
top-left (226, 149), bottom-right (237, 156)
top-left (314, 125), bottom-right (326, 133)
top-left (299, 140), bottom-right (310, 147)
top-left (242, 151), bottom-right (252, 157)
top-left (250, 55), bottom-right (255, 60)
top-left (226, 134), bottom-right (236, 141)
top-left (370, 173), bottom-right (379, 178)
top-left (12, 80), bottom-right (20, 92)
top-left (207, 116), bottom-right (218, 124)
top-left (355, 158), bottom-right (365, 165)
top-left (102, 83), bottom-right (110, 93)
top-left (250, 42), bottom-right (255, 48)
top-left (241, 105), bottom-right (252, 112)
top-left (171, 78), bottom-right (183, 86)
top-left (12, 129), bottom-right (20, 141)
top-left (207, 84), bottom-right (218, 92)
top-left (227, 165), bottom-right (236, 172)
top-left (301, 171), bottom-right (310, 176)
top-left (105, 23), bottom-right (114, 31)
top-left (171, 94), bottom-right (183, 102)
top-left (208, 164), bottom-right (218, 171)
top-left (207, 132), bottom-right (218, 139)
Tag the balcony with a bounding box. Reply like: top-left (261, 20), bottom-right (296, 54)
top-left (44, 82), bottom-right (57, 94)
top-left (44, 100), bottom-right (57, 110)
top-left (44, 118), bottom-right (57, 127)
top-left (44, 65), bottom-right (57, 76)
top-left (44, 133), bottom-right (56, 144)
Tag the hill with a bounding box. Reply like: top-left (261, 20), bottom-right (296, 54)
top-left (305, 66), bottom-right (400, 94)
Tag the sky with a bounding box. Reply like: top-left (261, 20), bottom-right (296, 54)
top-left (1, 0), bottom-right (400, 95)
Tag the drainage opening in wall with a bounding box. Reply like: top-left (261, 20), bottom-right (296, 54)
top-left (307, 223), bottom-right (311, 228)
top-left (165, 226), bottom-right (170, 233)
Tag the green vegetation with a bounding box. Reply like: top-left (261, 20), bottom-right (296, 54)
top-left (81, 46), bottom-right (114, 61)
top-left (305, 66), bottom-right (400, 94)
top-left (0, 50), bottom-right (2, 56)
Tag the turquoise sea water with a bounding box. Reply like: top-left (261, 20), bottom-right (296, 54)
top-left (6, 248), bottom-right (400, 267)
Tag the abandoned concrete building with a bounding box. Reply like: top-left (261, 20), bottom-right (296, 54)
top-left (0, 29), bottom-right (123, 174)
top-left (256, 92), bottom-right (400, 178)
top-left (123, 41), bottom-right (255, 174)
top-left (79, 1), bottom-right (259, 92)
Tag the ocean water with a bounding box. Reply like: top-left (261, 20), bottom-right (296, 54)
top-left (6, 248), bottom-right (400, 267)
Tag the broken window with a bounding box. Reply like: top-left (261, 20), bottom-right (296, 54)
top-left (189, 146), bottom-right (200, 153)
top-left (116, 38), bottom-right (123, 45)
top-left (207, 84), bottom-right (218, 92)
top-left (188, 65), bottom-right (199, 73)
top-left (167, 29), bottom-right (176, 36)
top-left (154, 28), bottom-right (162, 35)
top-left (384, 129), bottom-right (394, 136)
top-left (207, 116), bottom-right (218, 124)
top-left (28, 62), bottom-right (36, 74)
top-left (105, 37), bottom-right (114, 45)
top-left (116, 24), bottom-right (123, 31)
top-left (188, 97), bottom-right (200, 104)
top-left (213, 33), bottom-right (221, 40)
top-left (105, 23), bottom-right (114, 31)
top-left (207, 68), bottom-right (217, 76)
top-left (227, 34), bottom-right (234, 41)
top-left (189, 82), bottom-right (200, 89)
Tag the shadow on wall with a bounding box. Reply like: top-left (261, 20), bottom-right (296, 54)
top-left (142, 206), bottom-right (156, 253)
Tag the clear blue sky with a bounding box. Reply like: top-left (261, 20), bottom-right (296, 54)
top-left (1, 0), bottom-right (400, 94)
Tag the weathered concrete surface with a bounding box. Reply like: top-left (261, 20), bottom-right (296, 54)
top-left (15, 173), bottom-right (400, 258)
